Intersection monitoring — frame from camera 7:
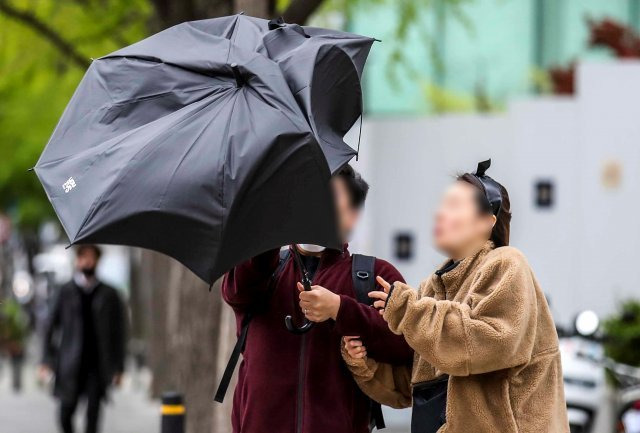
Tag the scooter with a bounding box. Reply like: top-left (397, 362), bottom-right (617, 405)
top-left (559, 311), bottom-right (640, 433)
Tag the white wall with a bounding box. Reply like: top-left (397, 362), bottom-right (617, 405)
top-left (354, 62), bottom-right (640, 325)
top-left (575, 62), bottom-right (640, 318)
top-left (508, 97), bottom-right (581, 324)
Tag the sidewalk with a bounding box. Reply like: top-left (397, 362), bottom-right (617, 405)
top-left (0, 360), bottom-right (160, 433)
top-left (0, 356), bottom-right (410, 433)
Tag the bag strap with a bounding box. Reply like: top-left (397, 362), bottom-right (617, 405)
top-left (214, 249), bottom-right (290, 403)
top-left (370, 402), bottom-right (386, 431)
top-left (351, 254), bottom-right (376, 306)
top-left (351, 254), bottom-right (386, 431)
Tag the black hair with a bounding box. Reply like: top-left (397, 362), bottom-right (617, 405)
top-left (457, 173), bottom-right (512, 247)
top-left (75, 244), bottom-right (102, 259)
top-left (336, 164), bottom-right (369, 209)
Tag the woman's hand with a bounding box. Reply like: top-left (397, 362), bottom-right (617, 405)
top-left (343, 336), bottom-right (367, 359)
top-left (298, 282), bottom-right (341, 322)
top-left (369, 276), bottom-right (392, 316)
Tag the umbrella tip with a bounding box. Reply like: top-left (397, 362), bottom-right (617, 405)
top-left (26, 167), bottom-right (34, 172)
top-left (230, 63), bottom-right (244, 88)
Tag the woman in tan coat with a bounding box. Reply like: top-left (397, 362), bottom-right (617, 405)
top-left (343, 160), bottom-right (569, 433)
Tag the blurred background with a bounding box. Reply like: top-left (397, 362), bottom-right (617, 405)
top-left (2, 1), bottom-right (640, 432)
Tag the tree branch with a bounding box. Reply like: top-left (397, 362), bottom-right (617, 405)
top-left (281, 0), bottom-right (324, 24)
top-left (0, 1), bottom-right (90, 69)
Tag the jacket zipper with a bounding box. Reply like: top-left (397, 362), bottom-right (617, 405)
top-left (296, 334), bottom-right (307, 433)
top-left (295, 252), bottom-right (327, 433)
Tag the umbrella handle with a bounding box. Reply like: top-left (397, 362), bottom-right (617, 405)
top-left (284, 315), bottom-right (315, 334)
top-left (285, 256), bottom-right (315, 334)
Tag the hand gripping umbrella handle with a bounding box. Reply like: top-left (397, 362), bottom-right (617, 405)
top-left (285, 248), bottom-right (315, 334)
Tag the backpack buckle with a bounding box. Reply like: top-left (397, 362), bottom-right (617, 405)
top-left (356, 271), bottom-right (369, 280)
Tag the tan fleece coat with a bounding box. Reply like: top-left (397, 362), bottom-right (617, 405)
top-left (343, 242), bottom-right (569, 433)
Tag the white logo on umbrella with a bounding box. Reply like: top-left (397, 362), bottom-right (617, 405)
top-left (62, 177), bottom-right (76, 193)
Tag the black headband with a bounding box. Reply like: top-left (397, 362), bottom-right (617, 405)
top-left (473, 159), bottom-right (502, 216)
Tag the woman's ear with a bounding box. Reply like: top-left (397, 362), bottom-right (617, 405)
top-left (483, 214), bottom-right (497, 236)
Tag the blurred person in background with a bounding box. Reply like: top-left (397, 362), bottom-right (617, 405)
top-left (222, 165), bottom-right (412, 433)
top-left (40, 245), bottom-right (126, 433)
top-left (343, 161), bottom-right (569, 433)
top-left (0, 298), bottom-right (29, 393)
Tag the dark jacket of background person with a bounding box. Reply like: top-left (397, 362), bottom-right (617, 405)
top-left (221, 245), bottom-right (413, 433)
top-left (42, 280), bottom-right (126, 403)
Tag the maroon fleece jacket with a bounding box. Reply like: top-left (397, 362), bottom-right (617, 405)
top-left (221, 245), bottom-right (413, 433)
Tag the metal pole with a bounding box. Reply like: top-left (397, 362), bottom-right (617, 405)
top-left (161, 392), bottom-right (185, 433)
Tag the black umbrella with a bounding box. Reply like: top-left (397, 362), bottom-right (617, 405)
top-left (34, 15), bottom-right (374, 289)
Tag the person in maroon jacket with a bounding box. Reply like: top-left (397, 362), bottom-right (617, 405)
top-left (222, 164), bottom-right (413, 433)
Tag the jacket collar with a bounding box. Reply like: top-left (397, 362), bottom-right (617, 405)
top-left (288, 243), bottom-right (349, 268)
top-left (73, 273), bottom-right (100, 293)
top-left (433, 241), bottom-right (495, 294)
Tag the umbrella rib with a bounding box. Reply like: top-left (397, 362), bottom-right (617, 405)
top-left (225, 15), bottom-right (242, 64)
top-left (215, 89), bottom-right (243, 244)
top-left (102, 54), bottom-right (227, 82)
top-left (157, 91), bottom-right (238, 209)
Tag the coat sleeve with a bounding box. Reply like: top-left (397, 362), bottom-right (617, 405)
top-left (333, 260), bottom-right (413, 365)
top-left (384, 250), bottom-right (537, 376)
top-left (112, 290), bottom-right (127, 374)
top-left (42, 288), bottom-right (62, 368)
top-left (341, 346), bottom-right (413, 409)
top-left (221, 248), bottom-right (281, 311)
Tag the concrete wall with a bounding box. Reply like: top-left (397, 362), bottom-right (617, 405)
top-left (350, 62), bottom-right (640, 325)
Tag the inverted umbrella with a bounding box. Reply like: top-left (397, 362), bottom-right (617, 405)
top-left (34, 15), bottom-right (375, 288)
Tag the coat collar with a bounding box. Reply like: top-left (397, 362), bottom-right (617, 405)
top-left (433, 241), bottom-right (495, 294)
top-left (288, 243), bottom-right (349, 269)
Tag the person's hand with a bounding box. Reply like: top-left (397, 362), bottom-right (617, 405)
top-left (38, 365), bottom-right (52, 384)
top-left (368, 276), bottom-right (392, 316)
top-left (112, 373), bottom-right (123, 387)
top-left (343, 336), bottom-right (367, 359)
top-left (298, 283), bottom-right (341, 322)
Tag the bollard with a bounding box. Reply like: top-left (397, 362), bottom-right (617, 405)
top-left (161, 392), bottom-right (185, 433)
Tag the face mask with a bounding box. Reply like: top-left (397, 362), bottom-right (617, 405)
top-left (81, 267), bottom-right (96, 278)
top-left (298, 244), bottom-right (326, 253)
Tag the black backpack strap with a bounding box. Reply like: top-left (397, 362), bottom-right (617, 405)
top-left (351, 254), bottom-right (386, 431)
top-left (214, 248), bottom-right (290, 403)
top-left (370, 402), bottom-right (386, 431)
top-left (351, 254), bottom-right (376, 306)
top-left (214, 311), bottom-right (251, 402)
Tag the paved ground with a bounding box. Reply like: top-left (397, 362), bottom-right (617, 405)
top-left (380, 407), bottom-right (412, 432)
top-left (0, 348), bottom-right (410, 433)
top-left (0, 364), bottom-right (410, 433)
top-left (0, 359), bottom-right (159, 433)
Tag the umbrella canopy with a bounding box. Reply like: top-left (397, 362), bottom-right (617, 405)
top-left (34, 15), bottom-right (375, 284)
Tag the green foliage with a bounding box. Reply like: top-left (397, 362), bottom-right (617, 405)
top-left (0, 0), bottom-right (150, 228)
top-left (309, 0), bottom-right (478, 101)
top-left (530, 67), bottom-right (553, 94)
top-left (603, 300), bottom-right (640, 367)
top-left (0, 298), bottom-right (28, 346)
top-left (422, 80), bottom-right (474, 113)
top-left (421, 79), bottom-right (500, 114)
